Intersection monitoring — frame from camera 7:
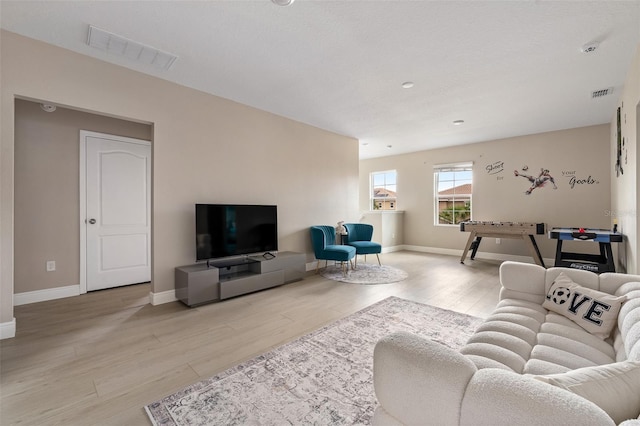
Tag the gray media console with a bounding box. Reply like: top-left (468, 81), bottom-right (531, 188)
top-left (175, 251), bottom-right (306, 307)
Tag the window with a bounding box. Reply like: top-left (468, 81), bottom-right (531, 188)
top-left (434, 163), bottom-right (472, 225)
top-left (371, 170), bottom-right (397, 210)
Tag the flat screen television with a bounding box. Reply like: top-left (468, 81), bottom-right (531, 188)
top-left (195, 204), bottom-right (278, 261)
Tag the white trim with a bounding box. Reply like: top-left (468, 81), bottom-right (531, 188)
top-left (401, 245), bottom-right (554, 266)
top-left (305, 260), bottom-right (338, 271)
top-left (0, 318), bottom-right (16, 339)
top-left (80, 130), bottom-right (152, 294)
top-left (381, 245), bottom-right (404, 253)
top-left (403, 245), bottom-right (461, 257)
top-left (306, 261), bottom-right (317, 272)
top-left (370, 170), bottom-right (398, 211)
top-left (14, 285), bottom-right (80, 306)
top-left (149, 290), bottom-right (177, 306)
top-left (79, 132), bottom-right (87, 294)
top-left (433, 161), bottom-right (474, 170)
top-left (296, 248), bottom-right (548, 273)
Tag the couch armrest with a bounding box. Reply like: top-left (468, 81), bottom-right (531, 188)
top-left (499, 261), bottom-right (547, 304)
top-left (373, 332), bottom-right (477, 425)
top-left (460, 369), bottom-right (615, 426)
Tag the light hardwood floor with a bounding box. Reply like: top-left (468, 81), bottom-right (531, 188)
top-left (1, 251), bottom-right (502, 425)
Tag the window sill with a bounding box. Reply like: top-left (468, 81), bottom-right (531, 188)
top-left (364, 210), bottom-right (405, 214)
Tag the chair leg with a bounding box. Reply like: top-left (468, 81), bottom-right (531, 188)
top-left (354, 254), bottom-right (357, 269)
top-left (376, 253), bottom-right (381, 265)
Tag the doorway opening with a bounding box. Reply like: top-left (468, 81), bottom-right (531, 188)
top-left (13, 99), bottom-right (153, 305)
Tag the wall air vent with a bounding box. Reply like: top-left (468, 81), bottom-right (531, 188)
top-left (87, 25), bottom-right (178, 71)
top-left (591, 87), bottom-right (614, 99)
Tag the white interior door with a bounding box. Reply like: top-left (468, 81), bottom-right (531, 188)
top-left (81, 131), bottom-right (151, 292)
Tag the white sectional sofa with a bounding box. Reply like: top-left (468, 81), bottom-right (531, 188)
top-left (373, 261), bottom-right (640, 426)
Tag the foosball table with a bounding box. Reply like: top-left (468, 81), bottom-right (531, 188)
top-left (460, 221), bottom-right (546, 267)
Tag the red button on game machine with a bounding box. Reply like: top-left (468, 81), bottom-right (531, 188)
top-left (572, 227), bottom-right (596, 240)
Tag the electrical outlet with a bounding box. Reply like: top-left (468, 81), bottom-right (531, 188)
top-left (46, 261), bottom-right (56, 272)
top-left (496, 238), bottom-right (501, 245)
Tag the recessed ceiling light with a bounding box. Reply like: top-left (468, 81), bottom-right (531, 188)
top-left (401, 82), bottom-right (414, 89)
top-left (272, 0), bottom-right (295, 5)
top-left (453, 120), bottom-right (464, 126)
top-left (581, 41), bottom-right (599, 54)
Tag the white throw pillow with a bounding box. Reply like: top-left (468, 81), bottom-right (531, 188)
top-left (543, 272), bottom-right (626, 339)
top-left (533, 361), bottom-right (640, 424)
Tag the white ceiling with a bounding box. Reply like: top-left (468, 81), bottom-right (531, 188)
top-left (2, 1), bottom-right (639, 159)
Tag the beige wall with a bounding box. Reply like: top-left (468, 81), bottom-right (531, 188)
top-left (14, 99), bottom-right (152, 294)
top-left (611, 44), bottom-right (640, 274)
top-left (360, 211), bottom-right (404, 248)
top-left (360, 124), bottom-right (613, 262)
top-left (1, 31), bottom-right (359, 327)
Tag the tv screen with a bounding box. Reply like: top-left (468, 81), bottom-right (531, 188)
top-left (195, 204), bottom-right (278, 261)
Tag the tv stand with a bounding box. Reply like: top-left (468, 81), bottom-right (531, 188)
top-left (175, 251), bottom-right (305, 307)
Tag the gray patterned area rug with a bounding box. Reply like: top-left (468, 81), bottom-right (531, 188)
top-left (145, 296), bottom-right (483, 426)
top-left (321, 263), bottom-right (408, 284)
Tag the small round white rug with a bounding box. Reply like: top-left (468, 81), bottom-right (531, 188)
top-left (321, 263), bottom-right (408, 284)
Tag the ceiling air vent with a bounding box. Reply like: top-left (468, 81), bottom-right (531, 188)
top-left (87, 25), bottom-right (178, 71)
top-left (591, 87), bottom-right (614, 99)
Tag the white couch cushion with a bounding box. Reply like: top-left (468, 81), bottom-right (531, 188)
top-left (461, 299), bottom-right (544, 373)
top-left (533, 361), bottom-right (640, 424)
top-left (460, 369), bottom-right (615, 426)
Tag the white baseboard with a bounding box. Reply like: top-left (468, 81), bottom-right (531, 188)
top-left (306, 247), bottom-right (401, 271)
top-left (14, 285), bottom-right (176, 308)
top-left (401, 245), bottom-right (553, 266)
top-left (14, 285), bottom-right (80, 306)
top-left (0, 318), bottom-right (16, 339)
top-left (305, 245), bottom-right (548, 271)
top-left (381, 245), bottom-right (404, 253)
top-left (402, 245), bottom-right (461, 257)
top-left (305, 260), bottom-right (340, 271)
top-left (149, 290), bottom-right (177, 305)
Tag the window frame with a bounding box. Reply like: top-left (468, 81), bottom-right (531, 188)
top-left (370, 170), bottom-right (397, 211)
top-left (434, 162), bottom-right (473, 226)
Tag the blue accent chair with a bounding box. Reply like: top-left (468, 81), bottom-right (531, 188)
top-left (343, 223), bottom-right (382, 268)
top-left (310, 225), bottom-right (356, 273)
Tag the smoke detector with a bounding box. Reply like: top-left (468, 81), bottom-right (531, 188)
top-left (40, 104), bottom-right (57, 113)
top-left (580, 41), bottom-right (599, 54)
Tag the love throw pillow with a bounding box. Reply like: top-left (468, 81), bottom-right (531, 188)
top-left (543, 272), bottom-right (626, 339)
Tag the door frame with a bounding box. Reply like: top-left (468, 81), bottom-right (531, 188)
top-left (79, 130), bottom-right (152, 294)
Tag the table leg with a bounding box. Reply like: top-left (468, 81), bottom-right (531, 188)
top-left (470, 237), bottom-right (482, 260)
top-left (527, 235), bottom-right (546, 267)
top-left (554, 240), bottom-right (563, 267)
top-left (460, 231), bottom-right (477, 263)
top-left (603, 242), bottom-right (615, 272)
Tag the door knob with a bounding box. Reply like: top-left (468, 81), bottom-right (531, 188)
top-left (88, 218), bottom-right (97, 224)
